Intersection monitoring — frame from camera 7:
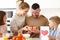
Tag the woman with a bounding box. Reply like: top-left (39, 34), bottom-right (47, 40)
top-left (0, 11), bottom-right (7, 37)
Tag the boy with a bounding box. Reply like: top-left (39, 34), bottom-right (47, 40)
top-left (49, 16), bottom-right (60, 40)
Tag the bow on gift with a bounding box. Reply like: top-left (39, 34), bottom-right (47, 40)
top-left (13, 34), bottom-right (26, 40)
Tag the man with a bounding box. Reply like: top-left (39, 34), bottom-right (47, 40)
top-left (26, 3), bottom-right (48, 27)
top-left (25, 3), bottom-right (49, 38)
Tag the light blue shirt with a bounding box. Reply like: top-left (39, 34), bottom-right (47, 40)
top-left (56, 28), bottom-right (60, 36)
top-left (50, 28), bottom-right (57, 37)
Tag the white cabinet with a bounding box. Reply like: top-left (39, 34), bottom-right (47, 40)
top-left (0, 0), bottom-right (16, 8)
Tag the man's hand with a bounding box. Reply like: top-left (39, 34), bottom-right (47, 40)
top-left (31, 29), bottom-right (40, 34)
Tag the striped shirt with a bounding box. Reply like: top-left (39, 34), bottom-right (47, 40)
top-left (50, 28), bottom-right (57, 37)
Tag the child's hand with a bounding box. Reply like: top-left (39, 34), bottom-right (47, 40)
top-left (48, 35), bottom-right (56, 40)
top-left (22, 26), bottom-right (29, 31)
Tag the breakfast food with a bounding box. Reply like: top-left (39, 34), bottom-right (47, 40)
top-left (12, 36), bottom-right (17, 40)
top-left (28, 26), bottom-right (37, 31)
top-left (12, 34), bottom-right (26, 40)
top-left (2, 36), bottom-right (8, 40)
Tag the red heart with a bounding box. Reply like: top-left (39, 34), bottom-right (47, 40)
top-left (41, 30), bottom-right (48, 36)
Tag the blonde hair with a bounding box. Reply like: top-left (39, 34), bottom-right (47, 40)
top-left (17, 0), bottom-right (24, 3)
top-left (19, 2), bottom-right (30, 9)
top-left (16, 0), bottom-right (29, 9)
top-left (49, 16), bottom-right (60, 25)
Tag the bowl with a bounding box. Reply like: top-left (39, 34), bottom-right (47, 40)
top-left (23, 34), bottom-right (30, 38)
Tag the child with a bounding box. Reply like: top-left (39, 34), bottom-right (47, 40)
top-left (16, 0), bottom-right (24, 8)
top-left (16, 0), bottom-right (24, 3)
top-left (49, 16), bottom-right (60, 40)
top-left (0, 11), bottom-right (7, 37)
top-left (10, 2), bottom-right (30, 36)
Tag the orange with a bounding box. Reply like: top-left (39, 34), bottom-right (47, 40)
top-left (22, 38), bottom-right (26, 40)
top-left (22, 37), bottom-right (26, 40)
top-left (18, 34), bottom-right (23, 37)
top-left (16, 37), bottom-right (22, 40)
top-left (16, 37), bottom-right (19, 40)
top-left (18, 34), bottom-right (23, 38)
top-left (12, 36), bottom-right (17, 40)
top-left (18, 36), bottom-right (22, 40)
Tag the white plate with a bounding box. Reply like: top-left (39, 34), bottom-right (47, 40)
top-left (23, 34), bottom-right (30, 38)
